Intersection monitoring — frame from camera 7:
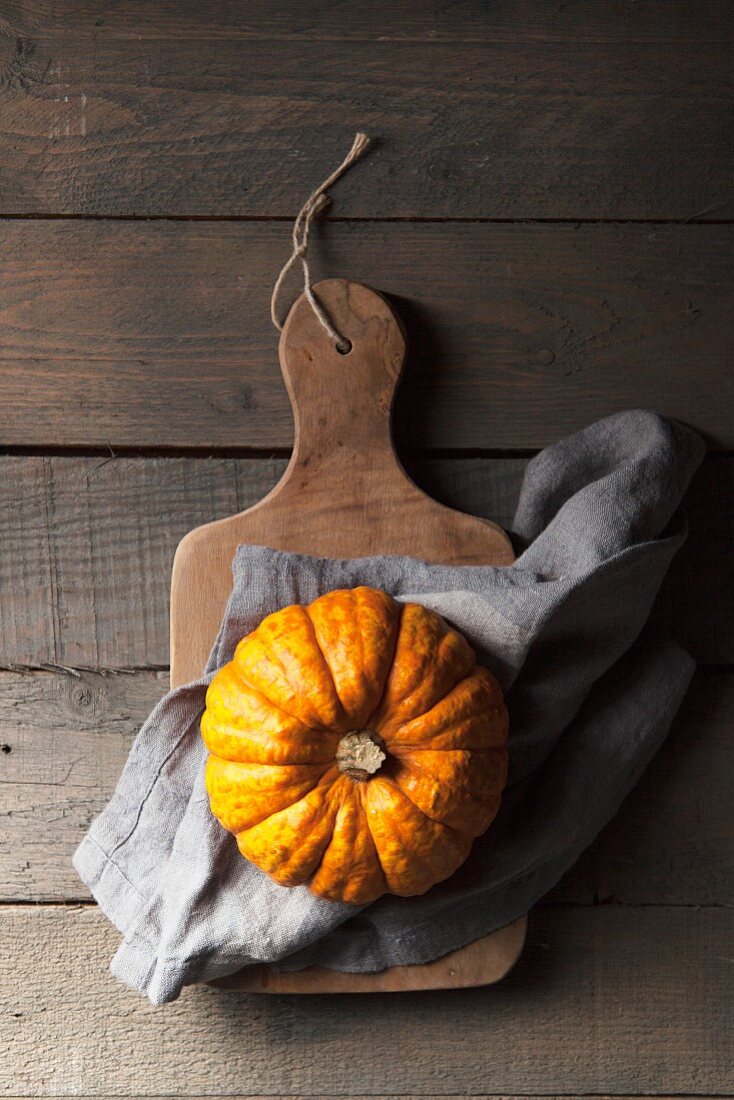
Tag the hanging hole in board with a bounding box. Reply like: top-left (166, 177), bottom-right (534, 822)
top-left (336, 339), bottom-right (353, 355)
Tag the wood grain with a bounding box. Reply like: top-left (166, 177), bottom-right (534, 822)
top-left (1, 455), bottom-right (729, 671)
top-left (0, 221), bottom-right (731, 448)
top-left (0, 2), bottom-right (730, 218)
top-left (2, 668), bottom-right (729, 905)
top-left (2, 904), bottom-right (731, 1095)
top-left (0, 668), bottom-right (165, 900)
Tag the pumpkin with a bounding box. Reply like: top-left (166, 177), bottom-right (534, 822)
top-left (201, 586), bottom-right (508, 905)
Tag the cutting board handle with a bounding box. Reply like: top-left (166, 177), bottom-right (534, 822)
top-left (279, 278), bottom-right (407, 483)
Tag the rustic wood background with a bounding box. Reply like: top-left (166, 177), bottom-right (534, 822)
top-left (0, 1), bottom-right (732, 1095)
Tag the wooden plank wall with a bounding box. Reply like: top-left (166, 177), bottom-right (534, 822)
top-left (0, 2), bottom-right (731, 1096)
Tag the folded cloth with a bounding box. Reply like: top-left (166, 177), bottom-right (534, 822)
top-left (74, 410), bottom-right (705, 1003)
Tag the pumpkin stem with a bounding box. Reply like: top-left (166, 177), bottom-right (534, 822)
top-left (336, 730), bottom-right (386, 782)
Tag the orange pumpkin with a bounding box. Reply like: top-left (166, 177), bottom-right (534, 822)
top-left (201, 586), bottom-right (508, 904)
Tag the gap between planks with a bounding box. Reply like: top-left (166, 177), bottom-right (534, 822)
top-left (0, 899), bottom-right (729, 909)
top-left (0, 214), bottom-right (732, 224)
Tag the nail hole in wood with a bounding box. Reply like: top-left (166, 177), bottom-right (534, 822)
top-left (335, 339), bottom-right (353, 355)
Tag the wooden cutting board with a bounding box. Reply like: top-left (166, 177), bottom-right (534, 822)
top-left (170, 278), bottom-right (526, 992)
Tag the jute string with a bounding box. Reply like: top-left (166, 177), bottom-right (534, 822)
top-left (270, 132), bottom-right (370, 352)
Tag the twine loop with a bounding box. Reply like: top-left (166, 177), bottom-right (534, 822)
top-left (270, 132), bottom-right (370, 352)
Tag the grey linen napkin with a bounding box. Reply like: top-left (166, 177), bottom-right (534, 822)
top-left (74, 410), bottom-right (705, 1003)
